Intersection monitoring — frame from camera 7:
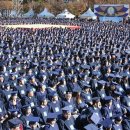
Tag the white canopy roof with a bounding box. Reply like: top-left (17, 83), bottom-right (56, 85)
top-left (37, 8), bottom-right (55, 18)
top-left (79, 8), bottom-right (97, 20)
top-left (0, 12), bottom-right (2, 17)
top-left (56, 9), bottom-right (75, 19)
top-left (10, 10), bottom-right (17, 17)
top-left (22, 9), bottom-right (34, 18)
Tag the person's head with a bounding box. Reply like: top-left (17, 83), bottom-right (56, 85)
top-left (23, 105), bottom-right (32, 115)
top-left (62, 107), bottom-right (72, 120)
top-left (18, 78), bottom-right (24, 85)
top-left (65, 92), bottom-right (72, 100)
top-left (29, 122), bottom-right (38, 129)
top-left (52, 93), bottom-right (58, 101)
top-left (29, 117), bottom-right (39, 129)
top-left (27, 88), bottom-right (34, 97)
top-left (8, 118), bottom-right (21, 130)
top-left (39, 84), bottom-right (46, 92)
top-left (104, 96), bottom-right (113, 106)
top-left (10, 126), bottom-right (20, 130)
top-left (10, 74), bottom-right (16, 80)
top-left (40, 97), bottom-right (48, 106)
top-left (11, 91), bottom-right (18, 100)
top-left (73, 76), bottom-right (77, 82)
top-left (0, 75), bottom-right (4, 82)
top-left (101, 118), bottom-right (113, 130)
top-left (93, 97), bottom-right (101, 108)
top-left (30, 76), bottom-right (36, 83)
top-left (126, 89), bottom-right (130, 96)
top-left (114, 115), bottom-right (122, 124)
top-left (84, 85), bottom-right (91, 93)
top-left (47, 113), bottom-right (57, 125)
top-left (5, 83), bottom-right (10, 90)
top-left (113, 91), bottom-right (121, 100)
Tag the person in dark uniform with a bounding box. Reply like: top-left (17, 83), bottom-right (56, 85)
top-left (57, 78), bottom-right (68, 99)
top-left (89, 97), bottom-right (103, 122)
top-left (7, 91), bottom-right (22, 110)
top-left (101, 96), bottom-right (114, 119)
top-left (57, 106), bottom-right (77, 130)
top-left (43, 113), bottom-right (59, 130)
top-left (122, 109), bottom-right (130, 130)
top-left (81, 85), bottom-right (93, 105)
top-left (7, 118), bottom-right (23, 130)
top-left (36, 83), bottom-right (47, 105)
top-left (20, 105), bottom-right (34, 129)
top-left (35, 96), bottom-right (49, 125)
top-left (15, 78), bottom-right (27, 99)
top-left (61, 91), bottom-right (77, 114)
top-left (26, 116), bottom-right (41, 130)
top-left (100, 118), bottom-right (113, 130)
top-left (48, 92), bottom-right (61, 114)
top-left (23, 87), bottom-right (37, 108)
top-left (112, 114), bottom-right (123, 130)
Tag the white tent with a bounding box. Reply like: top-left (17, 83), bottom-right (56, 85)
top-left (37, 8), bottom-right (55, 18)
top-left (10, 10), bottom-right (17, 18)
top-left (22, 9), bottom-right (34, 18)
top-left (0, 12), bottom-right (2, 17)
top-left (79, 8), bottom-right (97, 20)
top-left (56, 9), bottom-right (75, 19)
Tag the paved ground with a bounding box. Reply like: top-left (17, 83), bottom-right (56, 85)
top-left (1, 24), bottom-right (81, 29)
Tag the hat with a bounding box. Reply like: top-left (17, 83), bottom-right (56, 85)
top-left (39, 83), bottom-right (46, 88)
top-left (50, 92), bottom-right (58, 97)
top-left (104, 96), bottom-right (113, 102)
top-left (73, 87), bottom-right (81, 93)
top-left (27, 116), bottom-right (39, 125)
top-left (98, 80), bottom-right (106, 85)
top-left (113, 114), bottom-right (122, 121)
top-left (62, 106), bottom-right (73, 113)
top-left (90, 112), bottom-right (101, 125)
top-left (8, 118), bottom-right (22, 129)
top-left (81, 64), bottom-right (90, 69)
top-left (92, 97), bottom-right (100, 103)
top-left (8, 109), bottom-right (19, 116)
top-left (83, 84), bottom-right (91, 89)
top-left (101, 118), bottom-right (113, 128)
top-left (47, 113), bottom-right (57, 120)
top-left (11, 91), bottom-right (18, 96)
top-left (66, 91), bottom-right (72, 94)
top-left (108, 74), bottom-right (115, 78)
top-left (22, 105), bottom-right (31, 110)
top-left (114, 91), bottom-right (122, 96)
top-left (39, 96), bottom-right (47, 102)
top-left (27, 87), bottom-right (34, 93)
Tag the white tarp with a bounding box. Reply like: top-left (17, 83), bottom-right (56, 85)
top-left (23, 9), bottom-right (34, 18)
top-left (0, 12), bottom-right (2, 17)
top-left (79, 8), bottom-right (97, 20)
top-left (56, 9), bottom-right (75, 19)
top-left (10, 10), bottom-right (17, 17)
top-left (37, 8), bottom-right (55, 18)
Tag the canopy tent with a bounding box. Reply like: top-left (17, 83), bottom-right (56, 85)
top-left (0, 12), bottom-right (2, 17)
top-left (37, 8), bottom-right (55, 18)
top-left (22, 9), bottom-right (34, 18)
top-left (79, 8), bottom-right (97, 20)
top-left (56, 9), bottom-right (75, 19)
top-left (9, 10), bottom-right (17, 18)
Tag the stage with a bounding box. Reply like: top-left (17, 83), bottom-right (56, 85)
top-left (1, 24), bottom-right (81, 29)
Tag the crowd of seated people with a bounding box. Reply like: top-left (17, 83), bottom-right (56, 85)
top-left (0, 19), bottom-right (129, 130)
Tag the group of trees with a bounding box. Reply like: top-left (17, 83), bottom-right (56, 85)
top-left (0, 0), bottom-right (130, 16)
